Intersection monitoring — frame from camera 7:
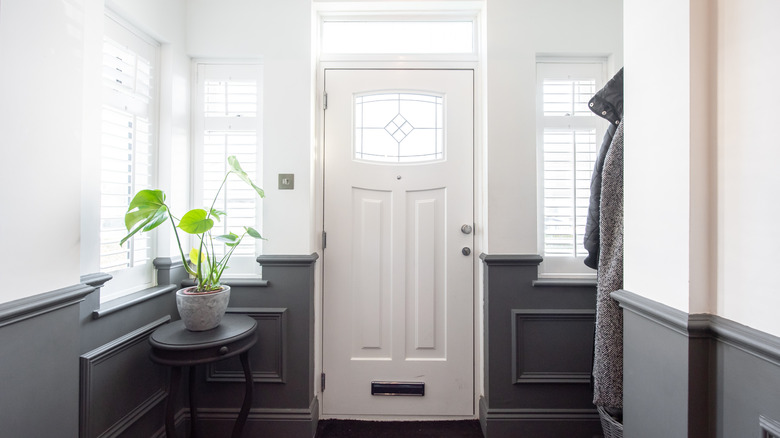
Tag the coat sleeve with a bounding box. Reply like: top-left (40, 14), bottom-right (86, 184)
top-left (583, 68), bottom-right (623, 270)
top-left (583, 123), bottom-right (616, 269)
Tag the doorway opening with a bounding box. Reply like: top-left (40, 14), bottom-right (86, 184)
top-left (315, 5), bottom-right (486, 421)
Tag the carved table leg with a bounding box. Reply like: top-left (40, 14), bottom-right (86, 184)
top-left (232, 351), bottom-right (253, 438)
top-left (166, 366), bottom-right (182, 438)
top-left (189, 365), bottom-right (199, 438)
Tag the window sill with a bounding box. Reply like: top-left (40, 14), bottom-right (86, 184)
top-left (532, 278), bottom-right (597, 288)
top-left (180, 278), bottom-right (269, 288)
top-left (92, 284), bottom-right (177, 319)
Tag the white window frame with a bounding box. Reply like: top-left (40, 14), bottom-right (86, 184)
top-left (536, 58), bottom-right (607, 278)
top-left (318, 12), bottom-right (480, 63)
top-left (191, 61), bottom-right (264, 279)
top-left (97, 12), bottom-right (161, 301)
top-left (321, 20), bottom-right (475, 56)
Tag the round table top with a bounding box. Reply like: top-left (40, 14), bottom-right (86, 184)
top-left (150, 314), bottom-right (257, 351)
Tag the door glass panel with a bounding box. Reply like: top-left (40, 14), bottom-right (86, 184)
top-left (354, 92), bottom-right (444, 163)
top-left (322, 21), bottom-right (473, 54)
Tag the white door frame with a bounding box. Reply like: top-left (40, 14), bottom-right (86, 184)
top-left (313, 58), bottom-right (486, 420)
top-left (312, 6), bottom-right (487, 418)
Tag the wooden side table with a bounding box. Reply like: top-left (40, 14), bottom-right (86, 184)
top-left (149, 314), bottom-right (258, 438)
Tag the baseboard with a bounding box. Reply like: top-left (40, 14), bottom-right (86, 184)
top-left (172, 396), bottom-right (320, 438)
top-left (479, 396), bottom-right (601, 438)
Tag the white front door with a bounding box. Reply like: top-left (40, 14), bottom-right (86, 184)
top-left (322, 69), bottom-right (474, 417)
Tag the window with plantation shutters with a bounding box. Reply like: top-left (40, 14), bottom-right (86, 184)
top-left (536, 60), bottom-right (606, 277)
top-left (99, 13), bottom-right (159, 294)
top-left (194, 63), bottom-right (263, 276)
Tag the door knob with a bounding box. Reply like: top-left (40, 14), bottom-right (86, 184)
top-left (461, 224), bottom-right (473, 234)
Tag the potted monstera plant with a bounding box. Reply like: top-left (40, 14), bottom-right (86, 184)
top-left (120, 156), bottom-right (264, 331)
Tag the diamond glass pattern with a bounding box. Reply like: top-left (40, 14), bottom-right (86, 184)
top-left (355, 92), bottom-right (444, 163)
top-left (385, 114), bottom-right (414, 142)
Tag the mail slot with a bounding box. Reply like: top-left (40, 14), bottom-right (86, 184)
top-left (371, 381), bottom-right (425, 396)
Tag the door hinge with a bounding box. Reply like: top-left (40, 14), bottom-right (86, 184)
top-left (321, 373), bottom-right (326, 392)
top-left (323, 92), bottom-right (328, 110)
top-left (322, 231), bottom-right (327, 249)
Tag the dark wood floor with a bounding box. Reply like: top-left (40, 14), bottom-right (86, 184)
top-left (315, 420), bottom-right (485, 438)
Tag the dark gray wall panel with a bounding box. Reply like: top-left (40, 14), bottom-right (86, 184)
top-left (512, 309), bottom-right (595, 384)
top-left (79, 316), bottom-right (170, 438)
top-left (621, 304), bottom-right (689, 438)
top-left (712, 317), bottom-right (780, 438)
top-left (180, 397), bottom-right (320, 438)
top-left (208, 308), bottom-right (288, 384)
top-left (184, 254), bottom-right (319, 437)
top-left (613, 290), bottom-right (780, 438)
top-left (79, 271), bottom-right (180, 438)
top-left (0, 284), bottom-right (92, 438)
top-left (760, 415), bottom-right (780, 438)
top-left (480, 254), bottom-right (601, 437)
top-left (0, 254), bottom-right (319, 438)
top-left (687, 315), bottom-right (715, 438)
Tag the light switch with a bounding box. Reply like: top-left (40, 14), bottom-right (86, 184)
top-left (278, 173), bottom-right (294, 190)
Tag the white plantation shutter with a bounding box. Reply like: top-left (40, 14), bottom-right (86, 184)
top-left (194, 64), bottom-right (263, 274)
top-left (202, 130), bottom-right (259, 257)
top-left (100, 107), bottom-right (153, 271)
top-left (542, 129), bottom-right (596, 257)
top-left (99, 14), bottom-right (158, 283)
top-left (542, 79), bottom-right (596, 117)
top-left (537, 60), bottom-right (605, 275)
top-left (204, 80), bottom-right (258, 117)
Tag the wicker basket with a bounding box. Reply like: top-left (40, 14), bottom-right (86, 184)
top-left (597, 406), bottom-right (624, 438)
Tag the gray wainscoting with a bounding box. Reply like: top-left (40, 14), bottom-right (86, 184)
top-left (0, 253), bottom-right (318, 438)
top-left (79, 271), bottom-right (182, 438)
top-left (0, 283), bottom-right (93, 437)
top-left (479, 254), bottom-right (602, 438)
top-left (613, 289), bottom-right (780, 438)
top-left (183, 254), bottom-right (319, 438)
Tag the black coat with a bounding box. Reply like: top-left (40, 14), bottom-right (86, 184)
top-left (583, 68), bottom-right (624, 269)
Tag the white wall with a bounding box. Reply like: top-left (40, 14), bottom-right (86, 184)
top-left (623, 0), bottom-right (694, 312)
top-left (623, 0), bottom-right (780, 337)
top-left (717, 0), bottom-right (780, 337)
top-left (486, 0), bottom-right (623, 255)
top-left (0, 0), bottom-right (621, 301)
top-left (0, 0), bottom-right (189, 304)
top-left (0, 0), bottom-right (86, 302)
top-left (188, 0), bottom-right (313, 255)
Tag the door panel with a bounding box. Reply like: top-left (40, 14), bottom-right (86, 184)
top-left (323, 69), bottom-right (474, 417)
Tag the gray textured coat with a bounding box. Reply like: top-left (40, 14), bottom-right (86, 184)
top-left (592, 120), bottom-right (624, 410)
top-left (585, 68), bottom-right (625, 410)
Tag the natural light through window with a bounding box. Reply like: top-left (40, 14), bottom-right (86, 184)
top-left (194, 63), bottom-right (263, 276)
top-left (322, 21), bottom-right (473, 54)
top-left (537, 60), bottom-right (605, 277)
top-left (354, 92), bottom-right (444, 163)
top-left (100, 15), bottom-right (158, 287)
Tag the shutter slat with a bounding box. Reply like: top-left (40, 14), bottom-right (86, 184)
top-left (542, 127), bottom-right (596, 257)
top-left (201, 130), bottom-right (258, 257)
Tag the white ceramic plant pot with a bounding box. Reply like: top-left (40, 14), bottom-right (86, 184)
top-left (176, 285), bottom-right (231, 331)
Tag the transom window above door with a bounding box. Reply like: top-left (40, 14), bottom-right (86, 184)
top-left (321, 21), bottom-right (474, 54)
top-left (354, 92), bottom-right (444, 163)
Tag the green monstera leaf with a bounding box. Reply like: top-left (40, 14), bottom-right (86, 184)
top-left (118, 156), bottom-right (264, 292)
top-left (121, 190), bottom-right (169, 246)
top-left (178, 209), bottom-right (214, 234)
top-left (189, 248), bottom-right (206, 265)
top-left (245, 226), bottom-right (263, 239)
top-left (228, 156), bottom-right (265, 198)
top-left (210, 208), bottom-right (226, 222)
top-left (216, 232), bottom-right (240, 247)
